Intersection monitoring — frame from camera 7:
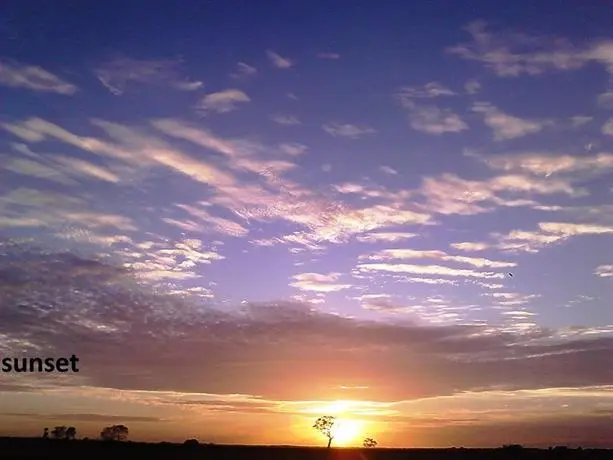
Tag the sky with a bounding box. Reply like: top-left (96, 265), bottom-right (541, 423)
top-left (0, 0), bottom-right (612, 448)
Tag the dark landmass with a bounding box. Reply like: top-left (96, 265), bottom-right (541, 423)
top-left (1, 438), bottom-right (612, 460)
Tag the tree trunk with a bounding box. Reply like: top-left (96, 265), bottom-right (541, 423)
top-left (327, 437), bottom-right (332, 448)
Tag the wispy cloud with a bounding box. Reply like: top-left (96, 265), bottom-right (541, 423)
top-left (397, 82), bottom-right (456, 100)
top-left (316, 53), bottom-right (340, 60)
top-left (493, 222), bottom-right (613, 253)
top-left (278, 143), bottom-right (308, 156)
top-left (472, 150), bottom-right (613, 178)
top-left (602, 118), bottom-right (613, 136)
top-left (379, 166), bottom-right (398, 175)
top-left (0, 60), bottom-right (77, 94)
top-left (230, 62), bottom-right (257, 79)
top-left (290, 272), bottom-right (352, 292)
top-left (361, 248), bottom-right (516, 269)
top-left (396, 91), bottom-right (468, 135)
top-left (407, 105), bottom-right (469, 134)
top-left (356, 232), bottom-right (417, 243)
top-left (464, 79), bottom-right (481, 94)
top-left (450, 242), bottom-right (491, 252)
top-left (266, 50), bottom-right (293, 69)
top-left (270, 114), bottom-right (301, 125)
top-left (594, 265), bottom-right (613, 278)
top-left (94, 55), bottom-right (202, 95)
top-left (197, 89), bottom-right (250, 113)
top-left (447, 20), bottom-right (613, 77)
top-left (597, 92), bottom-right (613, 108)
top-left (357, 262), bottom-right (505, 279)
top-left (472, 102), bottom-right (550, 141)
top-left (323, 122), bottom-right (376, 139)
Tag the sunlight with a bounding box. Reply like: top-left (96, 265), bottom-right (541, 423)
top-left (333, 418), bottom-right (364, 446)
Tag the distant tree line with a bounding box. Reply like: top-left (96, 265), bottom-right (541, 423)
top-left (42, 424), bottom-right (129, 441)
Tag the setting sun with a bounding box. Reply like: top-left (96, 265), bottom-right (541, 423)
top-left (333, 419), bottom-right (364, 446)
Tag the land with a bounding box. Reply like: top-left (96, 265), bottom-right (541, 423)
top-left (0, 438), bottom-right (612, 460)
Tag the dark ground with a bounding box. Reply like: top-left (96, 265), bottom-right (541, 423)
top-left (1, 438), bottom-right (611, 460)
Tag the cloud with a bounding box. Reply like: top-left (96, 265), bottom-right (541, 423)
top-left (464, 79), bottom-right (481, 94)
top-left (415, 172), bottom-right (579, 216)
top-left (148, 120), bottom-right (431, 244)
top-left (395, 87), bottom-right (468, 135)
top-left (2, 143), bottom-right (120, 184)
top-left (597, 92), bottom-right (613, 108)
top-left (356, 232), bottom-right (417, 243)
top-left (174, 203), bottom-right (248, 237)
top-left (316, 53), bottom-right (340, 60)
top-left (94, 56), bottom-right (202, 95)
top-left (570, 116), bottom-right (593, 127)
top-left (266, 50), bottom-right (293, 69)
top-left (405, 277), bottom-right (459, 286)
top-left (472, 102), bottom-right (549, 140)
top-left (230, 62), bottom-right (257, 78)
top-left (447, 20), bottom-right (613, 77)
top-left (2, 412), bottom-right (161, 423)
top-left (602, 118), bottom-right (613, 136)
top-left (379, 165), bottom-right (398, 175)
top-left (450, 242), bottom-right (491, 252)
top-left (0, 61), bottom-right (77, 94)
top-left (1, 245), bottom-right (611, 404)
top-left (397, 82), bottom-right (456, 100)
top-left (1, 117), bottom-right (239, 192)
top-left (472, 150), bottom-right (613, 178)
top-left (406, 104), bottom-right (468, 134)
top-left (50, 156), bottom-right (120, 183)
top-left (270, 114), bottom-right (301, 125)
top-left (322, 122), bottom-right (376, 139)
top-left (594, 265), bottom-right (613, 278)
top-left (278, 143), bottom-right (308, 156)
top-left (290, 272), bottom-right (352, 293)
top-left (493, 222), bottom-right (613, 253)
top-left (357, 262), bottom-right (505, 279)
top-left (1, 157), bottom-right (75, 185)
top-left (197, 89), bottom-right (250, 113)
top-left (361, 249), bottom-right (516, 269)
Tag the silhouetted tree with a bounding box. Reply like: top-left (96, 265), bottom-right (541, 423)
top-left (42, 427), bottom-right (49, 439)
top-left (184, 438), bottom-right (200, 447)
top-left (363, 437), bottom-right (378, 448)
top-left (100, 424), bottom-right (129, 441)
top-left (313, 416), bottom-right (336, 448)
top-left (51, 426), bottom-right (67, 439)
top-left (66, 426), bottom-right (77, 440)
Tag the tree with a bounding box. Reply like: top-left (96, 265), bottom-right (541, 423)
top-left (363, 437), bottom-right (378, 448)
top-left (313, 416), bottom-right (336, 448)
top-left (66, 426), bottom-right (77, 440)
top-left (100, 424), bottom-right (129, 441)
top-left (51, 426), bottom-right (67, 439)
top-left (42, 428), bottom-right (49, 439)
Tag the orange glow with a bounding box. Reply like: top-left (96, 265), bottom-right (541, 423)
top-left (332, 418), bottom-right (364, 446)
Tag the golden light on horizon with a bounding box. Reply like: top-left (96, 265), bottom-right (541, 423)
top-left (332, 418), bottom-right (365, 446)
top-left (301, 399), bottom-right (371, 447)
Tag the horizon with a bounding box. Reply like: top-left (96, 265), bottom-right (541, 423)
top-left (0, 0), bottom-right (612, 449)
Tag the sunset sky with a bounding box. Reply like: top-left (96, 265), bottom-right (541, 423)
top-left (0, 0), bottom-right (612, 448)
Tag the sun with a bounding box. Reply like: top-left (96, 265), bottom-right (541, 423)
top-left (333, 419), bottom-right (364, 446)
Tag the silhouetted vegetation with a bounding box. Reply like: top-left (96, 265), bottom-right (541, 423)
top-left (100, 425), bottom-right (129, 441)
top-left (0, 437), bottom-right (611, 460)
top-left (363, 437), bottom-right (378, 447)
top-left (66, 426), bottom-right (77, 440)
top-left (313, 415), bottom-right (336, 448)
top-left (50, 426), bottom-right (67, 439)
